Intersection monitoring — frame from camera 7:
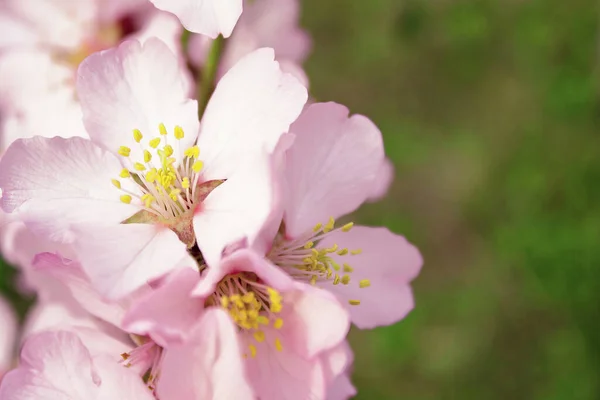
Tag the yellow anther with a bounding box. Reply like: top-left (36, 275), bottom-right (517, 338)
top-left (331, 261), bottom-right (341, 271)
top-left (350, 249), bottom-right (363, 255)
top-left (310, 276), bottom-right (317, 286)
top-left (249, 344), bottom-right (257, 358)
top-left (145, 169), bottom-right (157, 183)
top-left (338, 248), bottom-right (349, 256)
top-left (343, 264), bottom-right (353, 273)
top-left (341, 275), bottom-right (351, 285)
top-left (323, 217), bottom-right (335, 233)
top-left (274, 338), bottom-right (283, 352)
top-left (325, 244), bottom-right (338, 253)
top-left (341, 222), bottom-right (354, 232)
top-left (111, 179), bottom-right (121, 189)
top-left (253, 331), bottom-right (265, 343)
top-left (174, 125), bottom-right (184, 140)
top-left (119, 168), bottom-right (131, 178)
top-left (359, 279), bottom-right (371, 288)
top-left (257, 315), bottom-right (269, 325)
top-left (120, 195), bottom-right (132, 204)
top-left (313, 223), bottom-right (323, 232)
top-left (192, 160), bottom-right (204, 173)
top-left (182, 177), bottom-right (190, 189)
top-left (273, 318), bottom-right (284, 329)
top-left (333, 275), bottom-right (340, 285)
top-left (348, 300), bottom-right (361, 306)
top-left (220, 297), bottom-right (229, 308)
top-left (184, 145), bottom-right (200, 158)
top-left (149, 138), bottom-right (161, 149)
top-left (133, 129), bottom-right (143, 143)
top-left (158, 123), bottom-right (167, 135)
top-left (118, 146), bottom-right (131, 157)
top-left (143, 150), bottom-right (152, 163)
top-left (304, 241), bottom-right (314, 249)
top-left (169, 189), bottom-right (181, 201)
top-left (270, 302), bottom-right (282, 313)
top-left (141, 194), bottom-right (155, 208)
top-left (163, 145), bottom-right (174, 157)
top-left (242, 292), bottom-right (255, 304)
top-left (134, 162), bottom-right (146, 171)
top-left (238, 310), bottom-right (247, 321)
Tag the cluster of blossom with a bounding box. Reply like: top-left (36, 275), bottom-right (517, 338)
top-left (0, 0), bottom-right (422, 399)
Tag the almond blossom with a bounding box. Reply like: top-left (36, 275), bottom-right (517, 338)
top-left (122, 248), bottom-right (351, 400)
top-left (188, 0), bottom-right (311, 85)
top-left (0, 296), bottom-right (17, 380)
top-left (0, 0), bottom-right (182, 149)
top-left (0, 38), bottom-right (308, 299)
top-left (264, 102), bottom-right (423, 329)
top-left (148, 0), bottom-right (243, 38)
top-left (0, 331), bottom-right (156, 400)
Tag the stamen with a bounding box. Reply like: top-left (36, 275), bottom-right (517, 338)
top-left (149, 138), bottom-right (161, 148)
top-left (111, 179), bottom-right (121, 189)
top-left (120, 195), bottom-right (132, 204)
top-left (158, 123), bottom-right (167, 136)
top-left (118, 146), bottom-right (131, 157)
top-left (174, 126), bottom-right (184, 140)
top-left (359, 279), bottom-right (371, 288)
top-left (348, 300), bottom-right (361, 306)
top-left (133, 129), bottom-right (143, 143)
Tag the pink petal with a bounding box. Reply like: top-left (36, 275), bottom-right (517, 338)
top-left (0, 13), bottom-right (38, 49)
top-left (73, 224), bottom-right (189, 300)
top-left (123, 266), bottom-right (204, 347)
top-left (284, 102), bottom-right (385, 237)
top-left (128, 8), bottom-right (183, 57)
top-left (0, 137), bottom-right (140, 243)
top-left (324, 342), bottom-right (356, 400)
top-left (1, 0), bottom-right (93, 50)
top-left (149, 0), bottom-right (243, 38)
top-left (198, 47), bottom-right (307, 180)
top-left (280, 284), bottom-right (349, 358)
top-left (77, 38), bottom-right (199, 163)
top-left (320, 226), bottom-right (422, 329)
top-left (0, 296), bottom-right (16, 373)
top-left (244, 333), bottom-right (327, 400)
top-left (157, 308), bottom-right (254, 400)
top-left (32, 253), bottom-right (127, 328)
top-left (0, 331), bottom-right (153, 399)
top-left (228, 0), bottom-right (310, 63)
top-left (192, 248), bottom-right (293, 297)
top-left (367, 157), bottom-right (394, 202)
top-left (193, 142), bottom-right (281, 268)
top-left (195, 0), bottom-right (311, 77)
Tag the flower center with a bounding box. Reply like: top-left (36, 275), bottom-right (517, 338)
top-left (120, 335), bottom-right (163, 391)
top-left (206, 272), bottom-right (284, 358)
top-left (269, 217), bottom-right (370, 306)
top-left (112, 124), bottom-right (222, 247)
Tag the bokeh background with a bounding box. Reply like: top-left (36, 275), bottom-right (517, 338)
top-left (2, 0), bottom-right (600, 398)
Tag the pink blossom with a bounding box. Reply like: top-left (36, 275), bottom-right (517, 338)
top-left (148, 0), bottom-right (243, 38)
top-left (0, 296), bottom-right (17, 379)
top-left (189, 0), bottom-right (311, 85)
top-left (123, 247), bottom-right (350, 400)
top-left (27, 252), bottom-right (254, 397)
top-left (0, 38), bottom-right (307, 299)
top-left (367, 157), bottom-right (395, 202)
top-left (264, 102), bottom-right (423, 329)
top-left (0, 0), bottom-right (182, 150)
top-left (0, 330), bottom-right (155, 400)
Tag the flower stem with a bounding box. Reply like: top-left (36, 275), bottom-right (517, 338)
top-left (198, 35), bottom-right (225, 119)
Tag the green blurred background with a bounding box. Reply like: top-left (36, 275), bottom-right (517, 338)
top-left (303, 0), bottom-right (600, 398)
top-left (2, 0), bottom-right (600, 398)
